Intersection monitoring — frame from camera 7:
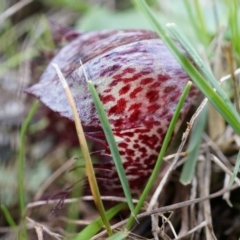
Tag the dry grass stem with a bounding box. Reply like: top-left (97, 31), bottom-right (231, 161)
top-left (173, 221), bottom-right (208, 240)
top-left (35, 224), bottom-right (44, 240)
top-left (211, 155), bottom-right (240, 186)
top-left (27, 196), bottom-right (139, 209)
top-left (202, 149), bottom-right (217, 239)
top-left (223, 174), bottom-right (233, 207)
top-left (0, 0), bottom-right (33, 24)
top-left (34, 157), bottom-right (77, 200)
top-left (27, 217), bottom-right (63, 240)
top-left (93, 184), bottom-right (239, 239)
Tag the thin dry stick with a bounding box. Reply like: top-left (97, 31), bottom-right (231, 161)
top-left (27, 196), bottom-right (139, 209)
top-left (203, 133), bottom-right (233, 169)
top-left (0, 0), bottom-right (32, 24)
top-left (34, 157), bottom-right (77, 200)
top-left (189, 177), bottom-right (197, 231)
top-left (223, 174), bottom-right (232, 207)
top-left (173, 221), bottom-right (208, 240)
top-left (196, 156), bottom-right (205, 240)
top-left (92, 183), bottom-right (239, 239)
top-left (151, 214), bottom-right (159, 240)
top-left (202, 149), bottom-right (217, 240)
top-left (211, 155), bottom-right (240, 186)
top-left (159, 213), bottom-right (178, 239)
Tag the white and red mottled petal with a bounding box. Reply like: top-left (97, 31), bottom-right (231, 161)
top-left (26, 29), bottom-right (200, 195)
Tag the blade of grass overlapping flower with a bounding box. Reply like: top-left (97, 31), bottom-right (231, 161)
top-left (134, 0), bottom-right (240, 135)
top-left (75, 203), bottom-right (126, 240)
top-left (52, 64), bottom-right (113, 237)
top-left (180, 104), bottom-right (208, 184)
top-left (166, 23), bottom-right (227, 94)
top-left (126, 82), bottom-right (192, 229)
top-left (87, 81), bottom-right (135, 214)
top-left (106, 231), bottom-right (129, 240)
top-left (18, 100), bottom-right (39, 240)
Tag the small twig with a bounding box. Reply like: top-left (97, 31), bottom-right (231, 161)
top-left (203, 148), bottom-right (217, 240)
top-left (203, 133), bottom-right (233, 169)
top-left (211, 155), bottom-right (240, 186)
top-left (159, 212), bottom-right (178, 239)
top-left (0, 0), bottom-right (32, 24)
top-left (151, 214), bottom-right (160, 240)
top-left (223, 174), bottom-right (233, 207)
top-left (35, 225), bottom-right (44, 240)
top-left (27, 196), bottom-right (140, 209)
top-left (27, 217), bottom-right (62, 240)
top-left (189, 177), bottom-right (197, 231)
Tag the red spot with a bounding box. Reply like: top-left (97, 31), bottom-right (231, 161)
top-left (128, 102), bottom-right (142, 111)
top-left (123, 131), bottom-right (134, 137)
top-left (119, 84), bottom-right (131, 95)
top-left (109, 79), bottom-right (119, 87)
top-left (113, 119), bottom-right (124, 128)
top-left (122, 72), bottom-right (143, 83)
top-left (147, 104), bottom-right (160, 113)
top-left (126, 148), bottom-right (135, 155)
top-left (129, 86), bottom-right (143, 98)
top-left (150, 82), bottom-right (159, 88)
top-left (118, 142), bottom-right (128, 149)
top-left (109, 98), bottom-right (126, 115)
top-left (158, 74), bottom-right (170, 82)
top-left (103, 88), bottom-right (111, 93)
top-left (133, 143), bottom-right (140, 149)
top-left (124, 67), bottom-right (136, 74)
top-left (119, 150), bottom-right (125, 155)
top-left (100, 94), bottom-right (115, 104)
top-left (157, 128), bottom-right (163, 135)
top-left (129, 110), bottom-right (141, 122)
top-left (145, 90), bottom-right (159, 102)
top-left (139, 147), bottom-right (147, 154)
top-left (164, 85), bottom-right (175, 94)
top-left (140, 77), bottom-right (154, 85)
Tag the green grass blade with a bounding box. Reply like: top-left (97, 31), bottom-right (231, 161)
top-left (193, 0), bottom-right (209, 45)
top-left (229, 150), bottom-right (240, 186)
top-left (126, 82), bottom-right (192, 229)
top-left (180, 104), bottom-right (208, 184)
top-left (74, 203), bottom-right (126, 240)
top-left (166, 23), bottom-right (233, 105)
top-left (106, 231), bottom-right (129, 240)
top-left (18, 100), bottom-right (39, 239)
top-left (1, 205), bottom-right (17, 230)
top-left (134, 0), bottom-right (240, 136)
top-left (87, 81), bottom-right (135, 214)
